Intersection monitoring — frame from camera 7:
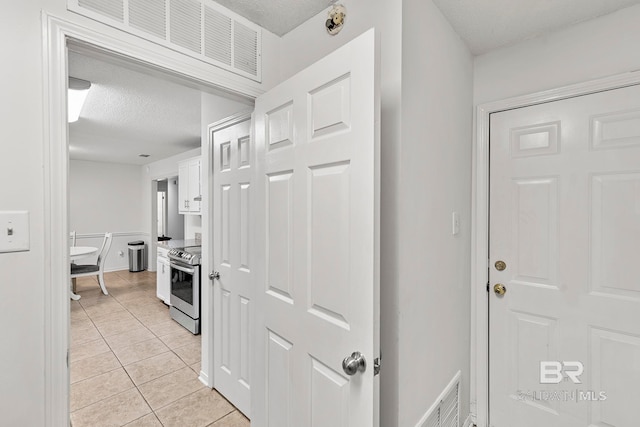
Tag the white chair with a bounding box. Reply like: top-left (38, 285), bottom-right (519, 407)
top-left (71, 232), bottom-right (112, 295)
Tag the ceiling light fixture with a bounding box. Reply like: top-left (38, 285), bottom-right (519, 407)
top-left (68, 77), bottom-right (91, 123)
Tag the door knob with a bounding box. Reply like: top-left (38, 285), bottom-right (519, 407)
top-left (494, 283), bottom-right (506, 296)
top-left (342, 352), bottom-right (367, 376)
top-left (209, 271), bottom-right (220, 280)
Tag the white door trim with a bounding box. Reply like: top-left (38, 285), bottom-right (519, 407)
top-left (42, 12), bottom-right (260, 427)
top-left (471, 70), bottom-right (640, 427)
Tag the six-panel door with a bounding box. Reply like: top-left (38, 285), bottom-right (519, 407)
top-left (212, 116), bottom-right (253, 416)
top-left (489, 84), bottom-right (640, 427)
top-left (252, 29), bottom-right (379, 427)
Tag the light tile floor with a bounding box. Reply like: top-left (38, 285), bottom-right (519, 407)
top-left (70, 270), bottom-right (250, 427)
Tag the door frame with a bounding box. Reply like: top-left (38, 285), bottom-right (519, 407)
top-left (42, 12), bottom-right (261, 426)
top-left (203, 110), bottom-right (253, 406)
top-left (471, 70), bottom-right (640, 427)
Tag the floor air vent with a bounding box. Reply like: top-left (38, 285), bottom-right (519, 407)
top-left (68, 0), bottom-right (262, 82)
top-left (418, 371), bottom-right (460, 427)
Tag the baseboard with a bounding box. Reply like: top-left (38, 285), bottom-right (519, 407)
top-left (104, 265), bottom-right (132, 273)
top-left (199, 371), bottom-right (211, 387)
top-left (76, 231), bottom-right (149, 239)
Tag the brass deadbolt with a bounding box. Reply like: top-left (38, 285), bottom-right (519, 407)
top-left (495, 260), bottom-right (507, 271)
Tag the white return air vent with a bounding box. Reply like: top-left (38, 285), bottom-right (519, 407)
top-left (417, 371), bottom-right (461, 427)
top-left (68, 0), bottom-right (262, 82)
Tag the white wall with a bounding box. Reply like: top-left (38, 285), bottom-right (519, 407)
top-left (184, 215), bottom-right (202, 240)
top-left (280, 1), bottom-right (473, 425)
top-left (399, 1), bottom-right (473, 425)
top-left (474, 4), bottom-right (640, 104)
top-left (69, 160), bottom-right (146, 271)
top-left (0, 2), bottom-right (51, 423)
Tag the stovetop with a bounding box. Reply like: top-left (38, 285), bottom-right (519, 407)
top-left (168, 246), bottom-right (201, 265)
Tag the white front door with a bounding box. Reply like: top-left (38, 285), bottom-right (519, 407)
top-left (252, 29), bottom-right (379, 427)
top-left (212, 115), bottom-right (253, 416)
top-left (489, 84), bottom-right (640, 426)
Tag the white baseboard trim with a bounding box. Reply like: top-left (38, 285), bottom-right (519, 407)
top-left (199, 371), bottom-right (211, 388)
top-left (76, 231), bottom-right (149, 239)
top-left (105, 266), bottom-right (129, 273)
top-left (463, 414), bottom-right (475, 427)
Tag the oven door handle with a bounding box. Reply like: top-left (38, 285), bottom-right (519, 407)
top-left (171, 262), bottom-right (196, 275)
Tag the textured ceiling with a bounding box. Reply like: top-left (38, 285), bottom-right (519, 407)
top-left (433, 0), bottom-right (640, 54)
top-left (215, 0), bottom-right (336, 35)
top-left (68, 51), bottom-right (204, 165)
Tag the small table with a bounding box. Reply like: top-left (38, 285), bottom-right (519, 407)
top-left (70, 246), bottom-right (98, 300)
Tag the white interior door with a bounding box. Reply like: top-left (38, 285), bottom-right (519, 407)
top-left (212, 115), bottom-right (253, 416)
top-left (489, 84), bottom-right (640, 427)
top-left (252, 29), bottom-right (379, 427)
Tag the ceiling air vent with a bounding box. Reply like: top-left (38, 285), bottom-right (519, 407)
top-left (78, 0), bottom-right (124, 22)
top-left (234, 21), bottom-right (258, 77)
top-left (68, 0), bottom-right (262, 81)
top-left (204, 6), bottom-right (232, 66)
top-left (170, 0), bottom-right (202, 55)
top-left (129, 0), bottom-right (166, 39)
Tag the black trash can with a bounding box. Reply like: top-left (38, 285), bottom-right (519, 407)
top-left (128, 240), bottom-right (146, 272)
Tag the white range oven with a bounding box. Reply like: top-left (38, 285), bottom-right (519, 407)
top-left (167, 246), bottom-right (201, 334)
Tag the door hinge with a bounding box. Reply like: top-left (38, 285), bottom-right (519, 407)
top-left (374, 353), bottom-right (381, 376)
top-left (486, 281), bottom-right (490, 293)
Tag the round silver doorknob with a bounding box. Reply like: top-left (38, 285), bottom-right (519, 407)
top-left (209, 271), bottom-right (220, 280)
top-left (342, 351), bottom-right (367, 376)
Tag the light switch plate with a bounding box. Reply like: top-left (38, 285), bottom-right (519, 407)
top-left (0, 211), bottom-right (30, 253)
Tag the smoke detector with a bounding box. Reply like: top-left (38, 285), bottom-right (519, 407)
top-left (326, 4), bottom-right (347, 35)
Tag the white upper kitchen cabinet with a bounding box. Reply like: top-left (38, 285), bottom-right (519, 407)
top-left (178, 157), bottom-right (201, 214)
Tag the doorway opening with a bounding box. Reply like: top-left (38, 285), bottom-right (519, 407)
top-left (67, 44), bottom-right (252, 424)
top-left (155, 177), bottom-right (184, 242)
top-left (45, 14), bottom-right (256, 425)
